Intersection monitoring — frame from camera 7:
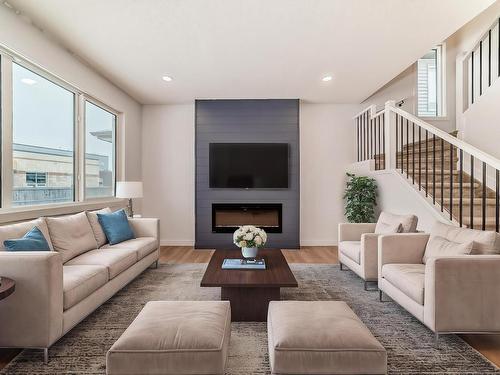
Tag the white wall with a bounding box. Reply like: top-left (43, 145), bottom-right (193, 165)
top-left (300, 103), bottom-right (360, 245)
top-left (142, 104), bottom-right (195, 245)
top-left (0, 6), bottom-right (142, 181)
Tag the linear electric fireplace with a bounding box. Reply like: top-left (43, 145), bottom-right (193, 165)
top-left (212, 203), bottom-right (282, 233)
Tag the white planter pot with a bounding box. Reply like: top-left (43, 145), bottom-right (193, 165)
top-left (241, 247), bottom-right (259, 259)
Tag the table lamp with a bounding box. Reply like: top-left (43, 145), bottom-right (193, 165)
top-left (116, 181), bottom-right (143, 217)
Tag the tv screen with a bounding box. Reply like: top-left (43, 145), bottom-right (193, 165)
top-left (209, 143), bottom-right (289, 188)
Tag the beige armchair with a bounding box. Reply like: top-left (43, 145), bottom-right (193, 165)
top-left (338, 212), bottom-right (418, 290)
top-left (378, 223), bottom-right (500, 345)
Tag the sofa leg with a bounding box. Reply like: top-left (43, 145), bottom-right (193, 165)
top-left (339, 262), bottom-right (343, 270)
top-left (364, 281), bottom-right (368, 291)
top-left (155, 260), bottom-right (159, 268)
top-left (435, 333), bottom-right (440, 349)
top-left (43, 348), bottom-right (49, 364)
top-left (379, 290), bottom-right (390, 302)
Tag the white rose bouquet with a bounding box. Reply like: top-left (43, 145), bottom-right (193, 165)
top-left (233, 225), bottom-right (267, 248)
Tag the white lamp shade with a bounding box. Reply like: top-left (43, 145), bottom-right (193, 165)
top-left (116, 181), bottom-right (143, 199)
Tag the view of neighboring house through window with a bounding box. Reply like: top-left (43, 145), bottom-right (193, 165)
top-left (12, 63), bottom-right (75, 206)
top-left (417, 47), bottom-right (442, 117)
top-left (85, 101), bottom-right (116, 199)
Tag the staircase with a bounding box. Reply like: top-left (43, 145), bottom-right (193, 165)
top-left (355, 102), bottom-right (500, 233)
top-left (395, 132), bottom-right (498, 231)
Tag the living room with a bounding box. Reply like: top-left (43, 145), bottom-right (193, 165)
top-left (1, 1), bottom-right (500, 374)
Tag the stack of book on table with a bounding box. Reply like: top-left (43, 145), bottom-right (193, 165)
top-left (222, 258), bottom-right (266, 270)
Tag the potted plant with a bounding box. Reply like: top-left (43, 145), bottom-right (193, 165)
top-left (233, 225), bottom-right (267, 259)
top-left (343, 173), bottom-right (377, 223)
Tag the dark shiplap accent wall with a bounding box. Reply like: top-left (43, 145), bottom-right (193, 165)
top-left (195, 99), bottom-right (300, 249)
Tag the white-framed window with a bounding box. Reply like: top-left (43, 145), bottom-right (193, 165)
top-left (0, 49), bottom-right (120, 209)
top-left (417, 45), bottom-right (445, 117)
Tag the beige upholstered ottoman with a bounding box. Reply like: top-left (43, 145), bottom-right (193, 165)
top-left (106, 301), bottom-right (231, 375)
top-left (268, 301), bottom-right (386, 374)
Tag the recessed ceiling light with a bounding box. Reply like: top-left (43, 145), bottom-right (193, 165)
top-left (162, 76), bottom-right (173, 82)
top-left (21, 78), bottom-right (37, 85)
top-left (322, 75), bottom-right (333, 82)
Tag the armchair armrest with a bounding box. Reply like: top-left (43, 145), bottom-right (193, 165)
top-left (360, 233), bottom-right (380, 280)
top-left (378, 233), bottom-right (429, 279)
top-left (0, 251), bottom-right (63, 348)
top-left (128, 218), bottom-right (160, 240)
top-left (424, 255), bottom-right (500, 333)
top-left (338, 223), bottom-right (376, 242)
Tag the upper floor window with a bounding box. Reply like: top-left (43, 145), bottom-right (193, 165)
top-left (417, 45), bottom-right (445, 117)
top-left (85, 101), bottom-right (116, 199)
top-left (12, 63), bottom-right (75, 206)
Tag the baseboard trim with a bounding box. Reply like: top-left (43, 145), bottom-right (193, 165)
top-left (300, 240), bottom-right (337, 246)
top-left (160, 239), bottom-right (195, 246)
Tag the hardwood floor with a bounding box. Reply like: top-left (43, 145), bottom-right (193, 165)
top-left (1, 245), bottom-right (499, 370)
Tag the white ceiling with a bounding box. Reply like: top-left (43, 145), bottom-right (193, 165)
top-left (6, 0), bottom-right (496, 104)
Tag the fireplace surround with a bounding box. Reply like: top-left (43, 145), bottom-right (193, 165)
top-left (212, 203), bottom-right (282, 233)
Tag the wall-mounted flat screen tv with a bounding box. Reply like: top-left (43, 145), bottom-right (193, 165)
top-left (209, 143), bottom-right (289, 188)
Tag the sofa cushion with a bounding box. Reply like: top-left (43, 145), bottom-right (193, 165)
top-left (46, 212), bottom-right (98, 263)
top-left (86, 207), bottom-right (112, 248)
top-left (422, 236), bottom-right (473, 264)
top-left (97, 209), bottom-right (135, 245)
top-left (63, 265), bottom-right (108, 310)
top-left (338, 241), bottom-right (361, 264)
top-left (430, 221), bottom-right (500, 255)
top-left (267, 301), bottom-right (387, 375)
top-left (106, 301), bottom-right (231, 375)
top-left (375, 212), bottom-right (418, 234)
top-left (101, 237), bottom-right (158, 260)
top-left (65, 248), bottom-right (137, 279)
top-left (382, 264), bottom-right (425, 305)
top-left (4, 227), bottom-right (51, 252)
top-left (0, 218), bottom-right (54, 251)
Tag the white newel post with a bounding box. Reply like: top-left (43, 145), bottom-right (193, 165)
top-left (384, 100), bottom-right (397, 170)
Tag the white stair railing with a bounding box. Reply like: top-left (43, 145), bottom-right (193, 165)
top-left (354, 101), bottom-right (500, 232)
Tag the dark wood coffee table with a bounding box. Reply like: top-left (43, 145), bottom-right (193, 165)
top-left (200, 249), bottom-right (298, 321)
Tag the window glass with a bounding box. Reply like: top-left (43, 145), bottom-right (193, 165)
top-left (12, 63), bottom-right (75, 206)
top-left (417, 49), bottom-right (439, 117)
top-left (85, 101), bottom-right (115, 199)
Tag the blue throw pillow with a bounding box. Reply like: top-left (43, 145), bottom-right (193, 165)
top-left (4, 226), bottom-right (50, 251)
top-left (97, 209), bottom-right (135, 245)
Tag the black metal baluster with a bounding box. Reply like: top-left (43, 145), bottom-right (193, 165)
top-left (396, 114), bottom-right (399, 170)
top-left (412, 122), bottom-right (415, 184)
top-left (472, 51), bottom-right (475, 104)
top-left (377, 116), bottom-right (382, 169)
top-left (441, 138), bottom-right (444, 211)
top-left (406, 119), bottom-right (409, 177)
top-left (496, 169), bottom-right (499, 232)
top-left (433, 135), bottom-right (436, 204)
top-left (418, 127), bottom-right (421, 190)
top-left (488, 29), bottom-right (492, 87)
top-left (480, 40), bottom-right (483, 96)
top-left (460, 149), bottom-right (463, 227)
top-left (382, 114), bottom-right (385, 169)
top-left (470, 156), bottom-right (475, 229)
top-left (449, 144), bottom-right (454, 220)
top-left (483, 162), bottom-right (487, 230)
top-left (400, 116), bottom-right (404, 174)
top-left (425, 130), bottom-right (429, 196)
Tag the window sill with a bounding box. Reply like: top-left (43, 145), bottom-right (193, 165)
top-left (418, 116), bottom-right (449, 121)
top-left (0, 198), bottom-right (127, 225)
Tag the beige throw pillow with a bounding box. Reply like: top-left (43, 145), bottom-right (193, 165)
top-left (422, 236), bottom-right (473, 264)
top-left (86, 207), bottom-right (112, 248)
top-left (46, 212), bottom-right (98, 263)
top-left (375, 212), bottom-right (417, 234)
top-left (374, 222), bottom-right (402, 235)
top-left (430, 221), bottom-right (500, 255)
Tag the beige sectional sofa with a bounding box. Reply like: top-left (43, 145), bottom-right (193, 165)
top-left (378, 222), bottom-right (500, 344)
top-left (0, 209), bottom-right (160, 362)
top-left (338, 212), bottom-right (418, 289)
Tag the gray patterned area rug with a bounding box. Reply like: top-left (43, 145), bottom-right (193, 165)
top-left (2, 263), bottom-right (499, 374)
